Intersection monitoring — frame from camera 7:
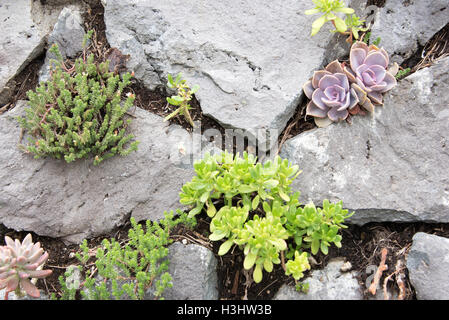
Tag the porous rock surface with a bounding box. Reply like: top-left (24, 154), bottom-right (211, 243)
top-left (274, 258), bottom-right (362, 300)
top-left (38, 5), bottom-right (87, 83)
top-left (280, 57), bottom-right (449, 225)
top-left (406, 232), bottom-right (449, 300)
top-left (370, 0), bottom-right (448, 64)
top-left (0, 101), bottom-right (213, 243)
top-left (103, 0), bottom-right (357, 141)
top-left (151, 242), bottom-right (218, 300)
top-left (0, 0), bottom-right (46, 106)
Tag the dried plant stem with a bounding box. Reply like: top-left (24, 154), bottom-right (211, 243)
top-left (382, 259), bottom-right (406, 300)
top-left (369, 247), bottom-right (388, 295)
top-left (280, 250), bottom-right (286, 272)
top-left (395, 259), bottom-right (407, 300)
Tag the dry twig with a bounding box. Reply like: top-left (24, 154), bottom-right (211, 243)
top-left (368, 247), bottom-right (388, 295)
top-left (395, 259), bottom-right (407, 300)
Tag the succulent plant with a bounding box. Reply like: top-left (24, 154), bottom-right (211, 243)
top-left (344, 41), bottom-right (397, 112)
top-left (305, 0), bottom-right (355, 36)
top-left (303, 60), bottom-right (359, 127)
top-left (0, 234), bottom-right (52, 299)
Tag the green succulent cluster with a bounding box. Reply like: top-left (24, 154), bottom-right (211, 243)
top-left (17, 31), bottom-right (139, 165)
top-left (53, 211), bottom-right (196, 300)
top-left (180, 152), bottom-right (354, 283)
top-left (305, 0), bottom-right (368, 42)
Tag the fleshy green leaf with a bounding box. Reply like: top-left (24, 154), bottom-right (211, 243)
top-left (334, 16), bottom-right (348, 33)
top-left (253, 264), bottom-right (263, 283)
top-left (305, 8), bottom-right (320, 15)
top-left (218, 240), bottom-right (234, 256)
top-left (244, 252), bottom-right (257, 270)
top-left (311, 15), bottom-right (327, 36)
top-left (251, 195), bottom-right (260, 210)
top-left (311, 238), bottom-right (320, 255)
top-left (209, 231), bottom-right (226, 241)
top-left (334, 7), bottom-right (355, 14)
top-left (279, 189), bottom-right (290, 202)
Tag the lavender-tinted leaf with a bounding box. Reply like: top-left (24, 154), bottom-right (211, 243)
top-left (318, 74), bottom-right (341, 91)
top-left (312, 70), bottom-right (331, 88)
top-left (364, 51), bottom-right (388, 68)
top-left (327, 108), bottom-right (349, 122)
top-left (306, 101), bottom-right (328, 118)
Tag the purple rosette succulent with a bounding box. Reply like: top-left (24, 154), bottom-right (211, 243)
top-left (345, 41), bottom-right (397, 109)
top-left (303, 60), bottom-right (359, 127)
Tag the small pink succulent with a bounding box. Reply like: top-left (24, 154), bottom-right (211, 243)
top-left (0, 234), bottom-right (52, 299)
top-left (303, 60), bottom-right (359, 127)
top-left (345, 41), bottom-right (397, 108)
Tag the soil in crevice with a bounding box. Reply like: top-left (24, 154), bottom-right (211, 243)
top-left (2, 219), bottom-right (449, 300)
top-left (0, 51), bottom-right (46, 114)
top-left (401, 22), bottom-right (449, 74)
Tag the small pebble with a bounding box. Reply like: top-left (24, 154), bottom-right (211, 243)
top-left (308, 256), bottom-right (318, 267)
top-left (182, 239), bottom-right (188, 245)
top-left (340, 261), bottom-right (352, 272)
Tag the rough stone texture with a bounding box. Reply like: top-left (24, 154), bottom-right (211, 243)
top-left (0, 290), bottom-right (48, 300)
top-left (370, 0), bottom-right (449, 64)
top-left (280, 57), bottom-right (449, 225)
top-left (274, 258), bottom-right (362, 300)
top-left (0, 0), bottom-right (46, 106)
top-left (157, 242), bottom-right (218, 300)
top-left (38, 5), bottom-right (86, 83)
top-left (103, 0), bottom-right (356, 141)
top-left (406, 232), bottom-right (449, 300)
top-left (30, 0), bottom-right (85, 38)
top-left (0, 101), bottom-right (217, 243)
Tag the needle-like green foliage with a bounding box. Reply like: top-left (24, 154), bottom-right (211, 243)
top-left (17, 30), bottom-right (139, 165)
top-left (53, 210), bottom-right (196, 300)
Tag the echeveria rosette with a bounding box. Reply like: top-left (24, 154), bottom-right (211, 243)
top-left (303, 60), bottom-right (359, 127)
top-left (344, 41), bottom-right (397, 113)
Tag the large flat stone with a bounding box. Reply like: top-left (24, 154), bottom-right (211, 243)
top-left (103, 0), bottom-right (356, 141)
top-left (280, 57), bottom-right (449, 225)
top-left (370, 0), bottom-right (448, 64)
top-left (0, 0), bottom-right (46, 106)
top-left (406, 232), bottom-right (449, 300)
top-left (0, 101), bottom-right (210, 243)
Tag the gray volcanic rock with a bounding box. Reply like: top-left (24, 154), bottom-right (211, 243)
top-left (0, 0), bottom-right (46, 106)
top-left (153, 242), bottom-right (218, 300)
top-left (38, 5), bottom-right (87, 83)
top-left (103, 0), bottom-right (355, 142)
top-left (280, 57), bottom-right (449, 225)
top-left (0, 101), bottom-right (213, 243)
top-left (274, 258), bottom-right (362, 300)
top-left (406, 232), bottom-right (449, 300)
top-left (370, 0), bottom-right (448, 64)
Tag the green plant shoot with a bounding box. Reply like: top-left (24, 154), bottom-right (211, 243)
top-left (165, 73), bottom-right (199, 127)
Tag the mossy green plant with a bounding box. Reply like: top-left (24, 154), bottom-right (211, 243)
top-left (53, 210), bottom-right (196, 300)
top-left (17, 30), bottom-right (139, 165)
